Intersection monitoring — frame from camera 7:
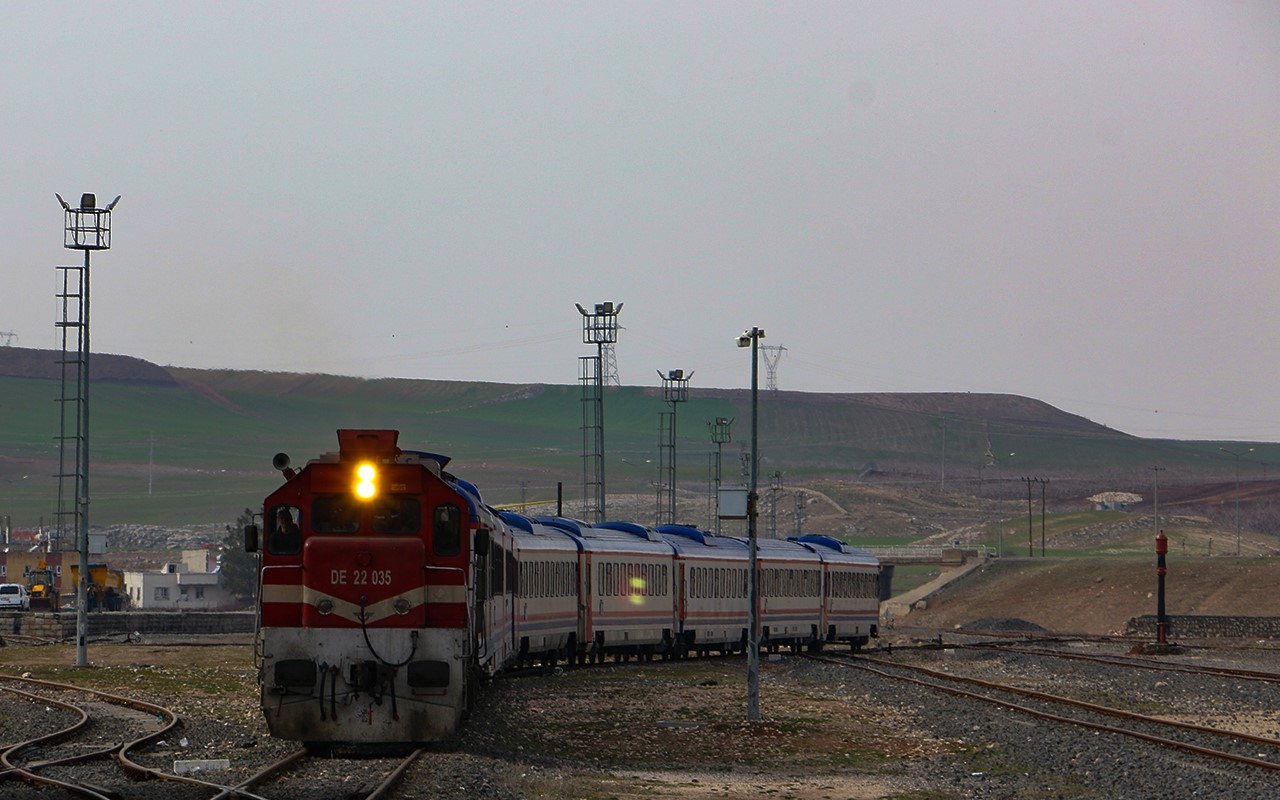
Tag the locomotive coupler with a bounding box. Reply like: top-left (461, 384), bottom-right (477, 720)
top-left (350, 659), bottom-right (391, 702)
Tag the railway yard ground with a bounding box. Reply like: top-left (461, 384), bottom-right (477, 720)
top-left (0, 626), bottom-right (1277, 799)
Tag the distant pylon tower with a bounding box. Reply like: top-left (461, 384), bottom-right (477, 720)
top-left (761, 345), bottom-right (787, 391)
top-left (767, 470), bottom-right (784, 538)
top-left (656, 369), bottom-right (692, 526)
top-left (576, 301), bottom-right (622, 523)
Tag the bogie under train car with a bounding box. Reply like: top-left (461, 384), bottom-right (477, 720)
top-left (247, 430), bottom-right (887, 744)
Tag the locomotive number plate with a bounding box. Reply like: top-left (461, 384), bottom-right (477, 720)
top-left (330, 569), bottom-right (394, 586)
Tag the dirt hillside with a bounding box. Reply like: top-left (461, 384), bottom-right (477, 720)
top-left (901, 557), bottom-right (1280, 636)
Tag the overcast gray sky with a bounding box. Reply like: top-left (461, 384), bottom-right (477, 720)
top-left (3, 2), bottom-right (1278, 441)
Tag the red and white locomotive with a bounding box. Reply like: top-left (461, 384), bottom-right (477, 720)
top-left (247, 429), bottom-right (885, 744)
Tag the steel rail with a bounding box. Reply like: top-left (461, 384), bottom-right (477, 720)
top-left (811, 654), bottom-right (1280, 771)
top-left (364, 747), bottom-right (426, 800)
top-left (0, 684), bottom-right (111, 799)
top-left (972, 643), bottom-right (1280, 684)
top-left (183, 747), bottom-right (308, 800)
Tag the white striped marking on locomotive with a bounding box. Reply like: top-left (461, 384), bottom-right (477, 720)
top-left (260, 583), bottom-right (466, 625)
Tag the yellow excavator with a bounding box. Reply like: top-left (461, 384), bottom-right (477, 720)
top-left (25, 562), bottom-right (59, 611)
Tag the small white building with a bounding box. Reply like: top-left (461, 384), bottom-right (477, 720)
top-left (124, 549), bottom-right (238, 610)
top-left (1088, 491), bottom-right (1143, 512)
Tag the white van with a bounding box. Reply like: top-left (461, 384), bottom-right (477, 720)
top-left (0, 584), bottom-right (30, 611)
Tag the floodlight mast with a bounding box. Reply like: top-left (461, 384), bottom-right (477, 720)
top-left (577, 302), bottom-right (622, 522)
top-left (707, 416), bottom-right (733, 535)
top-left (57, 192), bottom-right (118, 669)
top-left (656, 369), bottom-right (693, 525)
top-left (737, 326), bottom-right (764, 722)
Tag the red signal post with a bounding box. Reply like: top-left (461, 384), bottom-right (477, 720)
top-left (1155, 532), bottom-right (1168, 644)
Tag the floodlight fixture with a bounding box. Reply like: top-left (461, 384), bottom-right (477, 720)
top-left (737, 328), bottom-right (764, 348)
top-left (59, 191), bottom-right (119, 251)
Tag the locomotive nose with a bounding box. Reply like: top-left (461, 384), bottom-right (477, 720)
top-left (302, 536), bottom-right (426, 629)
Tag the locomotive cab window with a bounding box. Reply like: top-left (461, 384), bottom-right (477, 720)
top-left (312, 496), bottom-right (360, 533)
top-left (372, 496), bottom-right (420, 534)
top-left (269, 505), bottom-right (303, 554)
top-left (432, 504), bottom-right (461, 556)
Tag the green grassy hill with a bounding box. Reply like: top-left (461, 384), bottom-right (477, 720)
top-left (1, 347), bottom-right (1274, 530)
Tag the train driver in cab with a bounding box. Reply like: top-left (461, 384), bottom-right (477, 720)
top-left (272, 506), bottom-right (303, 554)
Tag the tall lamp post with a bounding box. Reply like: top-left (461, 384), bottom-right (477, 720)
top-left (737, 326), bottom-right (764, 722)
top-left (57, 192), bottom-right (119, 669)
top-left (1219, 447), bottom-right (1253, 556)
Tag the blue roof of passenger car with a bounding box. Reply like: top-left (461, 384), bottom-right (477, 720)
top-left (655, 524), bottom-right (716, 546)
top-left (792, 534), bottom-right (847, 552)
top-left (596, 521), bottom-right (664, 542)
top-left (498, 511), bottom-right (534, 532)
top-left (534, 516), bottom-right (592, 537)
top-left (402, 450), bottom-right (451, 469)
top-left (789, 535), bottom-right (879, 565)
top-left (502, 511), bottom-right (584, 551)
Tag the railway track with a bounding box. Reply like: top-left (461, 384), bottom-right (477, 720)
top-left (970, 642), bottom-right (1280, 684)
top-left (0, 673), bottom-right (428, 800)
top-left (191, 746), bottom-right (423, 800)
top-left (0, 673), bottom-right (178, 798)
top-left (811, 651), bottom-right (1280, 774)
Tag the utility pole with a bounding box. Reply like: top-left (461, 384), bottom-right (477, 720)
top-left (1023, 477), bottom-right (1033, 557)
top-left (1219, 447), bottom-right (1252, 556)
top-left (768, 470), bottom-right (783, 539)
top-left (737, 325), bottom-right (765, 723)
top-left (1021, 476), bottom-right (1048, 556)
top-left (794, 490), bottom-right (806, 536)
top-left (1039, 478), bottom-right (1049, 557)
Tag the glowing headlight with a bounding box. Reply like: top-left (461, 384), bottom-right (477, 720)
top-left (355, 463), bottom-right (377, 499)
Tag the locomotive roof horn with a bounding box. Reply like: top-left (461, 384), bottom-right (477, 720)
top-left (273, 452), bottom-right (296, 479)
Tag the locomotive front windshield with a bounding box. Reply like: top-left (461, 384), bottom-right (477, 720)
top-left (310, 495), bottom-right (422, 534)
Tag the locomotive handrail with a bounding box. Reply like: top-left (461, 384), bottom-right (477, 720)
top-left (255, 564), bottom-right (304, 670)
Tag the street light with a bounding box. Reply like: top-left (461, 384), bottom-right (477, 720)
top-left (737, 326), bottom-right (764, 723)
top-left (1219, 447), bottom-right (1253, 556)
